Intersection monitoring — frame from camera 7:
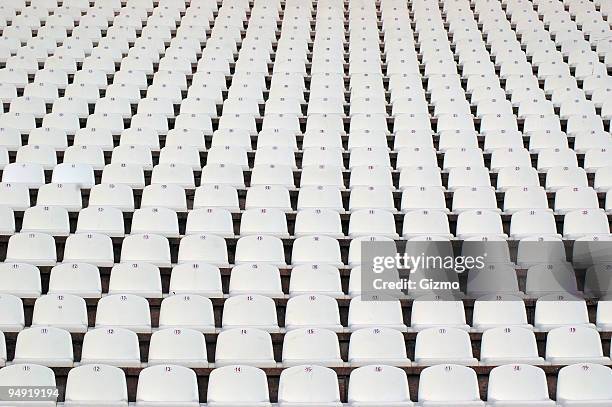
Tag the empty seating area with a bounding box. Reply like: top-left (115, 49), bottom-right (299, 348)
top-left (0, 0), bottom-right (612, 403)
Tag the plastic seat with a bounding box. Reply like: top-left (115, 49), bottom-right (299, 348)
top-left (349, 186), bottom-right (396, 212)
top-left (515, 235), bottom-right (567, 267)
top-left (410, 295), bottom-right (470, 331)
top-left (563, 209), bottom-right (610, 239)
top-left (2, 163), bottom-right (45, 188)
top-left (31, 293), bottom-right (88, 333)
top-left (158, 293), bottom-right (215, 332)
top-left (80, 327), bottom-right (140, 367)
top-left (193, 185), bottom-right (239, 211)
top-left (349, 166), bottom-right (394, 189)
top-left (150, 163), bottom-right (196, 189)
top-left (148, 328), bottom-right (208, 368)
top-left (537, 148), bottom-right (578, 172)
top-left (6, 233), bottom-right (56, 266)
top-left (221, 294), bottom-right (279, 332)
top-left (251, 164), bottom-right (295, 188)
top-left (0, 206), bottom-right (14, 235)
top-left (0, 364), bottom-right (57, 406)
top-left (504, 186), bottom-right (550, 214)
top-left (245, 185), bottom-right (292, 212)
top-left (228, 263), bottom-right (283, 297)
top-left (480, 327), bottom-right (545, 365)
top-left (300, 165), bottom-right (344, 189)
top-left (0, 293), bottom-right (24, 332)
top-left (584, 148), bottom-right (612, 173)
top-left (240, 208), bottom-right (289, 237)
top-left (28, 127), bottom-right (68, 150)
top-left (215, 328), bottom-right (276, 368)
top-left (443, 148), bottom-right (485, 170)
top-left (348, 296), bottom-right (407, 331)
top-left (207, 146), bottom-right (249, 169)
top-left (64, 364), bottom-right (128, 407)
top-left (141, 184), bottom-right (187, 212)
top-left (398, 166), bottom-right (443, 190)
top-left (277, 365), bottom-right (342, 407)
top-left (282, 328), bottom-right (343, 367)
top-left (36, 182), bottom-right (83, 212)
top-left (201, 164), bottom-right (245, 189)
top-left (101, 164), bottom-right (145, 189)
top-left (452, 187), bottom-right (499, 213)
top-left (447, 166), bottom-right (492, 191)
top-left (136, 365), bottom-right (199, 407)
top-left (297, 186), bottom-right (344, 212)
top-left (288, 264), bottom-right (343, 298)
top-left (487, 364), bottom-right (555, 406)
top-left (21, 206), bottom-right (70, 237)
top-left (120, 234), bottom-right (171, 268)
top-left (396, 147), bottom-right (438, 170)
top-left (402, 210), bottom-right (452, 238)
top-left (466, 263), bottom-right (521, 298)
top-left (206, 365), bottom-right (271, 407)
top-left (534, 293), bottom-right (594, 331)
top-left (414, 327), bottom-right (478, 366)
top-left (167, 262), bottom-right (222, 297)
top-left (400, 187), bottom-right (447, 212)
top-left (95, 293), bottom-right (151, 333)
top-left (497, 166), bottom-right (541, 192)
top-left (234, 235), bottom-right (286, 266)
top-left (525, 262), bottom-right (579, 297)
top-left (348, 365), bottom-right (413, 406)
top-left (417, 364), bottom-right (484, 406)
top-left (285, 294), bottom-right (343, 332)
top-left (178, 234), bottom-right (229, 266)
top-left (76, 206), bottom-right (125, 238)
top-left (16, 145), bottom-right (57, 171)
top-left (112, 145), bottom-right (153, 170)
top-left (556, 363), bottom-right (612, 406)
top-left (292, 235), bottom-right (342, 266)
top-left (46, 262), bottom-right (101, 299)
top-left (348, 209), bottom-right (398, 238)
top-left (546, 326), bottom-right (611, 365)
top-left (554, 187), bottom-right (600, 214)
top-left (472, 293), bottom-right (532, 331)
top-left (546, 167), bottom-right (589, 192)
top-left (13, 326), bottom-right (73, 367)
top-left (107, 262), bottom-right (162, 298)
top-left (185, 208), bottom-right (234, 237)
top-left (131, 207), bottom-right (179, 238)
top-left (348, 327), bottom-right (411, 366)
top-left (0, 182), bottom-right (29, 211)
top-left (510, 210), bottom-right (560, 239)
top-left (456, 210), bottom-right (506, 239)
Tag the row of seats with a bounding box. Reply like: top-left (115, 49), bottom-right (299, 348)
top-left (4, 257), bottom-right (612, 298)
top-left (2, 288), bottom-right (612, 331)
top-left (0, 362), bottom-right (610, 405)
top-left (3, 179), bottom-right (612, 214)
top-left (2, 205), bottom-right (610, 238)
top-left (2, 323), bottom-right (612, 368)
top-left (4, 160), bottom-right (612, 191)
top-left (3, 226), bottom-right (611, 270)
top-left (1, 126), bottom-right (611, 158)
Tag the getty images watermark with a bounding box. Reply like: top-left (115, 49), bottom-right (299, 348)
top-left (359, 239), bottom-right (612, 301)
top-left (360, 240), bottom-right (487, 299)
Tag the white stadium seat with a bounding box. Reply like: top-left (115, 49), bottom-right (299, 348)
top-left (417, 364), bottom-right (484, 406)
top-left (207, 365), bottom-right (271, 407)
top-left (487, 364), bottom-right (555, 406)
top-left (65, 364), bottom-right (128, 406)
